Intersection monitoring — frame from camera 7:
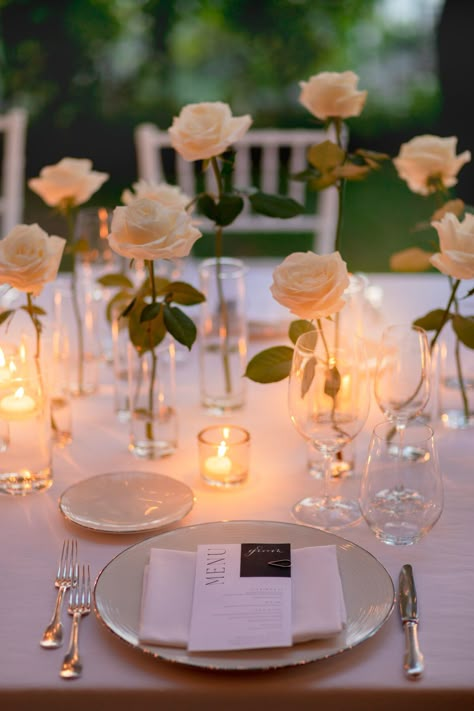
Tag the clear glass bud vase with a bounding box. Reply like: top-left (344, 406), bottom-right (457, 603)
top-left (128, 340), bottom-right (178, 458)
top-left (198, 257), bottom-right (247, 414)
top-left (433, 334), bottom-right (474, 429)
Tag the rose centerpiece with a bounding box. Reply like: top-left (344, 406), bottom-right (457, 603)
top-left (391, 134), bottom-right (474, 427)
top-left (105, 197), bottom-right (205, 457)
top-left (28, 157), bottom-right (109, 395)
top-left (168, 101), bottom-right (305, 412)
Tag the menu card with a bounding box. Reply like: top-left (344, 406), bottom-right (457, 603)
top-left (188, 543), bottom-right (292, 652)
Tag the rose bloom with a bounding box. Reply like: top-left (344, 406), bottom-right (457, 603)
top-left (430, 212), bottom-right (474, 279)
top-left (169, 102), bottom-right (252, 162)
top-left (28, 158), bottom-right (109, 208)
top-left (393, 135), bottom-right (471, 196)
top-left (270, 251), bottom-right (350, 320)
top-left (108, 198), bottom-right (202, 261)
top-left (299, 71), bottom-right (367, 121)
top-left (0, 224), bottom-right (66, 296)
top-left (121, 180), bottom-right (191, 211)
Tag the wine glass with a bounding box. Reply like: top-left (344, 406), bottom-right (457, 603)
top-left (374, 324), bottom-right (431, 458)
top-left (360, 421), bottom-right (443, 545)
top-left (288, 329), bottom-right (371, 529)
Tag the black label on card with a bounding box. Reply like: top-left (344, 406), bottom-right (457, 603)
top-left (240, 543), bottom-right (291, 578)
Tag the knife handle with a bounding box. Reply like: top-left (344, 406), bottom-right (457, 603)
top-left (403, 621), bottom-right (424, 678)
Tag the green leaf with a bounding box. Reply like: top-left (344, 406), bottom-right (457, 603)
top-left (105, 290), bottom-right (132, 323)
top-left (140, 302), bottom-right (162, 322)
top-left (163, 305), bottom-right (197, 349)
top-left (301, 356), bottom-right (316, 398)
top-left (355, 148), bottom-right (390, 163)
top-left (121, 297), bottom-right (136, 318)
top-left (413, 309), bottom-right (450, 332)
top-left (249, 192), bottom-right (304, 219)
top-left (291, 168), bottom-right (319, 182)
top-left (0, 309), bottom-right (14, 325)
top-left (462, 286), bottom-right (474, 299)
top-left (452, 315), bottom-right (474, 349)
top-left (215, 193), bottom-right (244, 226)
top-left (288, 319), bottom-right (314, 345)
top-left (308, 173), bottom-right (338, 191)
top-left (128, 297), bottom-right (166, 352)
top-left (197, 194), bottom-right (218, 222)
top-left (97, 273), bottom-right (134, 289)
top-left (20, 304), bottom-right (46, 316)
top-left (324, 365), bottom-right (341, 398)
top-left (161, 281), bottom-right (205, 306)
top-left (307, 140), bottom-right (345, 171)
top-left (244, 346), bottom-right (294, 383)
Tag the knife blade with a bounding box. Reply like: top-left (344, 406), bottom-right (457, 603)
top-left (398, 564), bottom-right (424, 679)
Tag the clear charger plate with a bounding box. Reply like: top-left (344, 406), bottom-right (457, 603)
top-left (93, 520), bottom-right (395, 670)
top-left (59, 471), bottom-right (194, 534)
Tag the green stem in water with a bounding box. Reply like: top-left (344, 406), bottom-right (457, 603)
top-left (210, 156), bottom-right (232, 396)
top-left (65, 207), bottom-right (85, 394)
top-left (452, 293), bottom-right (470, 421)
top-left (25, 293), bottom-right (58, 433)
top-left (145, 259), bottom-right (157, 442)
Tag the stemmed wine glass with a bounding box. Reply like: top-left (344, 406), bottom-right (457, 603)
top-left (288, 329), bottom-right (371, 530)
top-left (374, 324), bottom-right (431, 457)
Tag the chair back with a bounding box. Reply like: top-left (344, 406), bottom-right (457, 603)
top-left (134, 124), bottom-right (343, 253)
top-left (0, 108), bottom-right (27, 236)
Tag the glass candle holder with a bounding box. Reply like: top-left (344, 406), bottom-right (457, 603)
top-left (0, 363), bottom-right (52, 495)
top-left (198, 425), bottom-right (250, 487)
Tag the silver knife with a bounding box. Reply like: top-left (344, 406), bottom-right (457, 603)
top-left (398, 564), bottom-right (424, 679)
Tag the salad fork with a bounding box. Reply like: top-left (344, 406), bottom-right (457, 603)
top-left (40, 539), bottom-right (78, 649)
top-left (60, 564), bottom-right (91, 679)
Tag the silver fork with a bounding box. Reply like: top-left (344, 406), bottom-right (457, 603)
top-left (40, 539), bottom-right (78, 648)
top-left (60, 564), bottom-right (91, 679)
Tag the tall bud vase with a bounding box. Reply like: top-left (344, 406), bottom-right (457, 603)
top-left (198, 257), bottom-right (247, 414)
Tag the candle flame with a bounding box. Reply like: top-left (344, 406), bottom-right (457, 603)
top-left (19, 342), bottom-right (27, 363)
top-left (14, 387), bottom-right (25, 399)
top-left (223, 426), bottom-right (230, 439)
top-left (0, 348), bottom-right (5, 367)
top-left (9, 361), bottom-right (17, 374)
top-left (217, 440), bottom-right (228, 457)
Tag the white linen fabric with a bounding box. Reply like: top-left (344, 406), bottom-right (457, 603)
top-left (138, 545), bottom-right (347, 648)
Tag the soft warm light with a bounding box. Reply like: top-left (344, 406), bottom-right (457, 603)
top-left (0, 386), bottom-right (36, 417)
top-left (205, 439), bottom-right (232, 479)
top-left (98, 208), bottom-right (109, 239)
top-left (217, 439), bottom-right (228, 457)
top-left (19, 342), bottom-right (27, 363)
top-left (0, 347), bottom-right (12, 383)
top-left (0, 348), bottom-right (5, 368)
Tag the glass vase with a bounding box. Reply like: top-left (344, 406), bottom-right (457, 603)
top-left (198, 257), bottom-right (247, 414)
top-left (128, 340), bottom-right (178, 458)
top-left (434, 332), bottom-right (474, 429)
top-left (0, 357), bottom-right (52, 495)
top-left (53, 280), bottom-right (101, 396)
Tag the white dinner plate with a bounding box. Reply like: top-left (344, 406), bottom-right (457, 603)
top-left (59, 471), bottom-right (194, 534)
top-left (94, 520), bottom-right (395, 670)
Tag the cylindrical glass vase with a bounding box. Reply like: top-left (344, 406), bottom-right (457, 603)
top-left (434, 333), bottom-right (474, 429)
top-left (128, 340), bottom-right (178, 458)
top-left (0, 359), bottom-right (52, 495)
top-left (198, 257), bottom-right (247, 414)
top-left (53, 280), bottom-right (101, 396)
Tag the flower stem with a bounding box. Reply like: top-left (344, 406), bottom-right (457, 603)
top-left (25, 293), bottom-right (58, 434)
top-left (145, 259), bottom-right (157, 442)
top-left (210, 156), bottom-right (232, 396)
top-left (452, 293), bottom-right (470, 421)
top-left (430, 278), bottom-right (460, 350)
top-left (334, 119), bottom-right (346, 256)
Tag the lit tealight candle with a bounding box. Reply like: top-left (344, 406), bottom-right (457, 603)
top-left (205, 440), bottom-right (232, 479)
top-left (0, 386), bottom-right (36, 417)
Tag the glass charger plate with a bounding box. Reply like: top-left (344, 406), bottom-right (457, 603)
top-left (59, 471), bottom-right (194, 534)
top-left (94, 520), bottom-right (395, 670)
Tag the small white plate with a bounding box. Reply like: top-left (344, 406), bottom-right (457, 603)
top-left (59, 471), bottom-right (194, 534)
top-left (94, 520), bottom-right (395, 670)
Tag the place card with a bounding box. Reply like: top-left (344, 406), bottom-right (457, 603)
top-left (188, 543), bottom-right (292, 652)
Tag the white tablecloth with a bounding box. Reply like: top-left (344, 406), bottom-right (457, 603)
top-left (1, 267), bottom-right (473, 710)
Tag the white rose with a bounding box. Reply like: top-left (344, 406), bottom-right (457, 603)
top-left (28, 157), bottom-right (109, 208)
top-left (270, 251), bottom-right (350, 320)
top-left (169, 102), bottom-right (252, 161)
top-left (121, 180), bottom-right (191, 211)
top-left (107, 198), bottom-right (202, 261)
top-left (430, 212), bottom-right (474, 279)
top-left (393, 135), bottom-right (471, 196)
top-left (299, 71), bottom-right (367, 121)
top-left (0, 224), bottom-right (66, 296)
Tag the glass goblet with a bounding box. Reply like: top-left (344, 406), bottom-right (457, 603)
top-left (374, 324), bottom-right (431, 457)
top-left (288, 329), bottom-right (370, 530)
top-left (359, 421), bottom-right (443, 545)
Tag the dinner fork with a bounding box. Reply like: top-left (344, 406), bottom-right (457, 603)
top-left (40, 539), bottom-right (78, 649)
top-left (60, 564), bottom-right (91, 679)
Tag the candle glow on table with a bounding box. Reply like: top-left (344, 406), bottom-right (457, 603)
top-left (204, 439), bottom-right (233, 478)
top-left (0, 387), bottom-right (36, 417)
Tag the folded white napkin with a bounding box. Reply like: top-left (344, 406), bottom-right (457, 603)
top-left (139, 545), bottom-right (346, 648)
